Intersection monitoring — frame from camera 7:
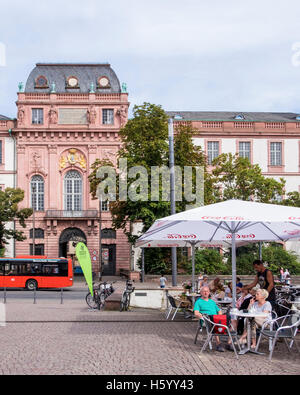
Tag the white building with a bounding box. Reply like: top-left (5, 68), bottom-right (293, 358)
top-left (167, 111), bottom-right (300, 256)
top-left (0, 114), bottom-right (17, 257)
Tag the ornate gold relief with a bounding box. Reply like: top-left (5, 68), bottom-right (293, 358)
top-left (59, 148), bottom-right (87, 170)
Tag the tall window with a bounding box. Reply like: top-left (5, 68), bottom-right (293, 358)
top-left (64, 170), bottom-right (82, 211)
top-left (0, 140), bottom-right (2, 164)
top-left (32, 108), bottom-right (44, 124)
top-left (102, 109), bottom-right (114, 125)
top-left (270, 142), bottom-right (282, 166)
top-left (31, 175), bottom-right (44, 211)
top-left (239, 141), bottom-right (251, 160)
top-left (101, 200), bottom-right (109, 212)
top-left (207, 141), bottom-right (219, 165)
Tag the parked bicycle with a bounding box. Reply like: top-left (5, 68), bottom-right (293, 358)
top-left (120, 279), bottom-right (135, 311)
top-left (86, 281), bottom-right (115, 310)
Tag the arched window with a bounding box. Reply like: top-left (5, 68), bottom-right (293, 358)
top-left (31, 175), bottom-right (44, 211)
top-left (64, 170), bottom-right (82, 211)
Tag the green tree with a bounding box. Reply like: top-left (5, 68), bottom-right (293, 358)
top-left (0, 188), bottom-right (33, 254)
top-left (205, 153), bottom-right (285, 204)
top-left (188, 248), bottom-right (228, 275)
top-left (282, 191), bottom-right (300, 207)
top-left (88, 103), bottom-right (206, 273)
top-left (225, 243), bottom-right (300, 275)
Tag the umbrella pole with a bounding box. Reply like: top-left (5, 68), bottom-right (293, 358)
top-left (191, 242), bottom-right (195, 293)
top-left (232, 232), bottom-right (237, 307)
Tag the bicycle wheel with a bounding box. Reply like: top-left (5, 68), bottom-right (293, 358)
top-left (99, 291), bottom-right (106, 310)
top-left (124, 293), bottom-right (130, 311)
top-left (120, 293), bottom-right (126, 312)
top-left (86, 292), bottom-right (98, 309)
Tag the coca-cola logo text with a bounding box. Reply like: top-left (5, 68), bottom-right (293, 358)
top-left (226, 233), bottom-right (256, 239)
top-left (284, 229), bottom-right (300, 236)
top-left (167, 234), bottom-right (197, 239)
top-left (201, 216), bottom-right (245, 221)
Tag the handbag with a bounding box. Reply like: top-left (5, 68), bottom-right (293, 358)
top-left (209, 315), bottom-right (228, 334)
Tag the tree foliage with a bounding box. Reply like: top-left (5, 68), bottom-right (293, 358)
top-left (0, 188), bottom-right (33, 251)
top-left (205, 153), bottom-right (286, 204)
top-left (188, 248), bottom-right (228, 275)
top-left (225, 243), bottom-right (300, 275)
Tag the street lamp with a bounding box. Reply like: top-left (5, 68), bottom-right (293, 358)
top-left (31, 183), bottom-right (36, 255)
top-left (98, 196), bottom-right (102, 281)
top-left (168, 118), bottom-right (177, 286)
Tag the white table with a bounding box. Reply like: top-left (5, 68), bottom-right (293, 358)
top-left (230, 310), bottom-right (269, 355)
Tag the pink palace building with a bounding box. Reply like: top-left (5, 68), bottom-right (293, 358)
top-left (13, 63), bottom-right (131, 276)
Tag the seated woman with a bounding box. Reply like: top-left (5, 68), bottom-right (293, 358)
top-left (230, 287), bottom-right (253, 334)
top-left (209, 277), bottom-right (224, 293)
top-left (239, 288), bottom-right (272, 350)
top-left (198, 275), bottom-right (209, 289)
top-left (224, 282), bottom-right (232, 298)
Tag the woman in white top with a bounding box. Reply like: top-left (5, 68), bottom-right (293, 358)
top-left (239, 288), bottom-right (272, 350)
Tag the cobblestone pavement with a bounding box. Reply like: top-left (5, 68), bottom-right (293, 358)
top-left (0, 295), bottom-right (299, 375)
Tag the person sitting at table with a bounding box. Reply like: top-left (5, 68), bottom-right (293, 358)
top-left (198, 275), bottom-right (209, 289)
top-left (230, 287), bottom-right (252, 334)
top-left (194, 286), bottom-right (230, 352)
top-left (209, 277), bottom-right (224, 294)
top-left (224, 282), bottom-right (232, 298)
top-left (238, 288), bottom-right (272, 350)
top-left (236, 277), bottom-right (243, 288)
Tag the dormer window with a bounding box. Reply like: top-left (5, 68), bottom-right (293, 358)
top-left (66, 76), bottom-right (79, 89)
top-left (35, 75), bottom-right (48, 89)
top-left (235, 114), bottom-right (245, 120)
top-left (97, 76), bottom-right (110, 89)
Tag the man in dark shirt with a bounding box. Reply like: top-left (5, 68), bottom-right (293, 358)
top-left (244, 260), bottom-right (276, 308)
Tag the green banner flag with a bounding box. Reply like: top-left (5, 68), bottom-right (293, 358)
top-left (75, 242), bottom-right (93, 295)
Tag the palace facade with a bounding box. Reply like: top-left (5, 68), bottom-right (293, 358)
top-left (13, 63), bottom-right (131, 276)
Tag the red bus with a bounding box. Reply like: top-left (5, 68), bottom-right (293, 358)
top-left (0, 255), bottom-right (73, 290)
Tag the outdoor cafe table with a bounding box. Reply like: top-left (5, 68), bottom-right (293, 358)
top-left (230, 310), bottom-right (269, 355)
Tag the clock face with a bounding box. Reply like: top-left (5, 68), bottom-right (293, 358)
top-left (98, 76), bottom-right (109, 87)
top-left (68, 77), bottom-right (78, 87)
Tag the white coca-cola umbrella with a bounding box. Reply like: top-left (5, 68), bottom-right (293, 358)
top-left (136, 200), bottom-right (300, 305)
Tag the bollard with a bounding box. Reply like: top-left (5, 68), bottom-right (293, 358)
top-left (33, 285), bottom-right (37, 304)
top-left (3, 288), bottom-right (6, 304)
top-left (60, 288), bottom-right (63, 304)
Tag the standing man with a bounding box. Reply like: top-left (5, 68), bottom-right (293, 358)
top-left (244, 260), bottom-right (276, 308)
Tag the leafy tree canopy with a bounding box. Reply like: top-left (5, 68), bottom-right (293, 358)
top-left (205, 153), bottom-right (286, 204)
top-left (0, 188), bottom-right (33, 251)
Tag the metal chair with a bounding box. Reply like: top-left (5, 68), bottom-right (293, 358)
top-left (255, 313), bottom-right (300, 360)
top-left (200, 314), bottom-right (241, 359)
top-left (165, 295), bottom-right (185, 320)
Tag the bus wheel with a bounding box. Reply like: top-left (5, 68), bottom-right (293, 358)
top-left (26, 279), bottom-right (38, 291)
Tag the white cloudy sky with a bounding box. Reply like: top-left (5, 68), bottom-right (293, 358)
top-left (1, 0), bottom-right (300, 118)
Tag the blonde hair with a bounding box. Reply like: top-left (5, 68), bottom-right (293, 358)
top-left (257, 289), bottom-right (269, 299)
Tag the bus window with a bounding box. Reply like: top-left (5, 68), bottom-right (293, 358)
top-left (5, 264), bottom-right (17, 276)
top-left (59, 263), bottom-right (68, 277)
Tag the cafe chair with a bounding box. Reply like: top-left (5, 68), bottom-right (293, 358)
top-left (255, 313), bottom-right (300, 361)
top-left (165, 295), bottom-right (185, 321)
top-left (200, 314), bottom-right (241, 359)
